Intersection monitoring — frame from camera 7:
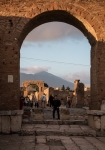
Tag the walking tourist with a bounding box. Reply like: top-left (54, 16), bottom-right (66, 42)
top-left (52, 95), bottom-right (61, 120)
top-left (67, 96), bottom-right (72, 108)
top-left (32, 95), bottom-right (37, 109)
top-left (41, 93), bottom-right (46, 108)
top-left (20, 96), bottom-right (24, 109)
top-left (49, 94), bottom-right (54, 107)
top-left (24, 96), bottom-right (29, 106)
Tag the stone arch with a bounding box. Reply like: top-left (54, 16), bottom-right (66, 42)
top-left (22, 80), bottom-right (44, 97)
top-left (18, 10), bottom-right (97, 48)
top-left (0, 1), bottom-right (105, 110)
top-left (17, 10), bottom-right (98, 110)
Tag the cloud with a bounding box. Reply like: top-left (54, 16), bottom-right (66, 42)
top-left (25, 22), bottom-right (85, 42)
top-left (20, 66), bottom-right (50, 74)
top-left (22, 42), bottom-right (35, 47)
top-left (61, 71), bottom-right (90, 87)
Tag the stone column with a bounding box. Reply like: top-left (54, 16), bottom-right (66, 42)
top-left (90, 42), bottom-right (105, 110)
top-left (74, 80), bottom-right (84, 108)
top-left (0, 42), bottom-right (20, 110)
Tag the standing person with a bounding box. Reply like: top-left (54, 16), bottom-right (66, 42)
top-left (52, 95), bottom-right (61, 120)
top-left (41, 93), bottom-right (46, 108)
top-left (49, 94), bottom-right (54, 107)
top-left (67, 96), bottom-right (72, 108)
top-left (35, 92), bottom-right (39, 108)
top-left (32, 95), bottom-right (37, 109)
top-left (20, 96), bottom-right (24, 110)
top-left (24, 96), bottom-right (28, 106)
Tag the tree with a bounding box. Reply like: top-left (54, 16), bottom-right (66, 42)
top-left (61, 85), bottom-right (65, 91)
top-left (66, 86), bottom-right (70, 91)
top-left (44, 83), bottom-right (49, 87)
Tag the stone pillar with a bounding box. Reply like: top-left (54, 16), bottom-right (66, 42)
top-left (90, 43), bottom-right (105, 110)
top-left (74, 80), bottom-right (84, 108)
top-left (0, 42), bottom-right (20, 110)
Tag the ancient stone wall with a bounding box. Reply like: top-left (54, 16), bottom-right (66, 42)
top-left (0, 0), bottom-right (105, 110)
top-left (49, 87), bottom-right (73, 105)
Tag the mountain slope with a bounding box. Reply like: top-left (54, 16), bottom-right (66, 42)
top-left (20, 71), bottom-right (74, 89)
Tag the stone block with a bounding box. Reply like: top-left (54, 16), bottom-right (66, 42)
top-left (36, 136), bottom-right (46, 144)
top-left (1, 116), bottom-right (10, 133)
top-left (0, 111), bottom-right (11, 116)
top-left (0, 116), bottom-right (1, 132)
top-left (101, 115), bottom-right (105, 130)
top-left (101, 103), bottom-right (105, 111)
top-left (88, 115), bottom-right (95, 129)
top-left (87, 110), bottom-right (105, 115)
top-left (60, 108), bottom-right (70, 120)
top-left (11, 116), bottom-right (22, 132)
top-left (94, 116), bottom-right (101, 130)
top-left (11, 110), bottom-right (23, 116)
top-left (33, 108), bottom-right (44, 120)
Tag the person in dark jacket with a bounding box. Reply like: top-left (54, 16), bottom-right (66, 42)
top-left (20, 96), bottom-right (24, 110)
top-left (49, 94), bottom-right (54, 107)
top-left (52, 95), bottom-right (61, 120)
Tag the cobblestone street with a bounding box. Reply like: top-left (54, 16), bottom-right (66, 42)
top-left (1, 108), bottom-right (105, 150)
top-left (0, 134), bottom-right (105, 150)
top-left (23, 107), bottom-right (88, 121)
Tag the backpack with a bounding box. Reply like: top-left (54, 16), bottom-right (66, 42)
top-left (41, 95), bottom-right (46, 101)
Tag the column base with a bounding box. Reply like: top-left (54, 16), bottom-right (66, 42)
top-left (0, 110), bottom-right (23, 134)
top-left (87, 110), bottom-right (105, 135)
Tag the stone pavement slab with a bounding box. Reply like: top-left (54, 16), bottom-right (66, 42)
top-left (35, 144), bottom-right (49, 150)
top-left (36, 135), bottom-right (46, 144)
top-left (47, 125), bottom-right (60, 129)
top-left (35, 124), bottom-right (47, 128)
top-left (85, 137), bottom-right (105, 150)
top-left (20, 124), bottom-right (97, 137)
top-left (97, 137), bottom-right (105, 143)
top-left (0, 134), bottom-right (105, 150)
top-left (50, 146), bottom-right (66, 150)
top-left (47, 135), bottom-right (60, 141)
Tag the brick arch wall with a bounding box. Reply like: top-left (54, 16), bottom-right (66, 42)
top-left (0, 0), bottom-right (105, 110)
top-left (22, 80), bottom-right (44, 99)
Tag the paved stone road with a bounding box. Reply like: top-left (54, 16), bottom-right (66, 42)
top-left (0, 134), bottom-right (105, 150)
top-left (23, 107), bottom-right (88, 121)
top-left (2, 107), bottom-right (103, 150)
top-left (44, 107), bottom-right (88, 120)
top-left (21, 124), bottom-right (96, 137)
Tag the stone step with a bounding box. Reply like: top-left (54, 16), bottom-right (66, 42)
top-left (22, 119), bottom-right (88, 125)
top-left (20, 124), bottom-right (96, 137)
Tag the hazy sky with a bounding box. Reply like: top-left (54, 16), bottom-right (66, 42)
top-left (20, 22), bottom-right (91, 87)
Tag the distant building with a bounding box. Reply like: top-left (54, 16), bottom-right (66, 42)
top-left (84, 87), bottom-right (90, 91)
top-left (54, 87), bottom-right (60, 90)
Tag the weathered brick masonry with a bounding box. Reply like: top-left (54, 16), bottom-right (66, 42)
top-left (0, 0), bottom-right (105, 110)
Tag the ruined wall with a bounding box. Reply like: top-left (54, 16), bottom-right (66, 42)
top-left (74, 80), bottom-right (84, 106)
top-left (49, 87), bottom-right (72, 105)
top-left (0, 0), bottom-right (105, 110)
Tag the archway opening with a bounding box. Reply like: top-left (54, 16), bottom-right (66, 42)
top-left (20, 21), bottom-right (91, 108)
top-left (19, 10), bottom-right (97, 110)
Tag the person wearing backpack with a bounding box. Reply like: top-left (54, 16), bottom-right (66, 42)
top-left (52, 95), bottom-right (61, 120)
top-left (41, 93), bottom-right (46, 108)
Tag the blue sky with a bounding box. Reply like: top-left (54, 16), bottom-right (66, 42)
top-left (20, 22), bottom-right (91, 86)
